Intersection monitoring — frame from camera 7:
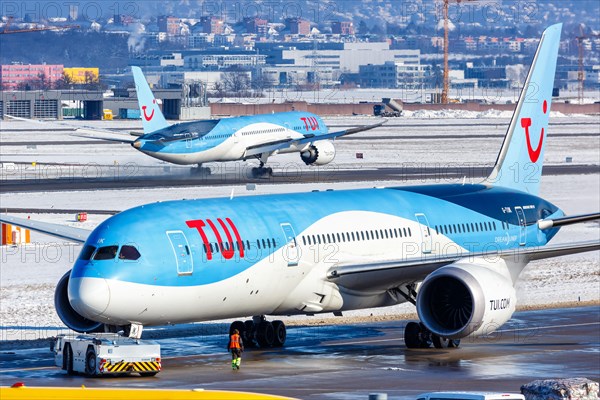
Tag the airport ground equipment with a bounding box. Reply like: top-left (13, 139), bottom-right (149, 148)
top-left (52, 333), bottom-right (161, 377)
top-left (373, 98), bottom-right (403, 117)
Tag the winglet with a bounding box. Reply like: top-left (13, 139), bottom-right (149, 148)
top-left (485, 24), bottom-right (562, 194)
top-left (131, 66), bottom-right (170, 134)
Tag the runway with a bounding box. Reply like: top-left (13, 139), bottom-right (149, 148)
top-left (1, 164), bottom-right (598, 193)
top-left (1, 306), bottom-right (598, 399)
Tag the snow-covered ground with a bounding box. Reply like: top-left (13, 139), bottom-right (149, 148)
top-left (0, 114), bottom-right (598, 343)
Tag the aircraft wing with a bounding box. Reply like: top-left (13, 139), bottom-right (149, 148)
top-left (244, 119), bottom-right (386, 158)
top-left (0, 214), bottom-right (91, 244)
top-left (5, 114), bottom-right (137, 143)
top-left (327, 240), bottom-right (600, 291)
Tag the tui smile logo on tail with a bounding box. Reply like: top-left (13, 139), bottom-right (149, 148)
top-left (521, 99), bottom-right (547, 163)
top-left (142, 100), bottom-right (156, 121)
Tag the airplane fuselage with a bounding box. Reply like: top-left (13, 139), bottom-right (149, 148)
top-left (132, 111), bottom-right (328, 165)
top-left (69, 184), bottom-right (562, 327)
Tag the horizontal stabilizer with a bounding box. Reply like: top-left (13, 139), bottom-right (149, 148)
top-left (538, 212), bottom-right (600, 230)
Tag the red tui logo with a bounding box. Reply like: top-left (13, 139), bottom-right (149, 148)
top-left (142, 99), bottom-right (156, 121)
top-left (522, 100), bottom-right (547, 163)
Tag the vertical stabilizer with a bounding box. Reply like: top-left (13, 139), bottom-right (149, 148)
top-left (486, 24), bottom-right (562, 194)
top-left (131, 66), bottom-right (170, 134)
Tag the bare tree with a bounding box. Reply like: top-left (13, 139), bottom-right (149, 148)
top-left (221, 72), bottom-right (250, 95)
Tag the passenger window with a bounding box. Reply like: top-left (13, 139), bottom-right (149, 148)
top-left (271, 238), bottom-right (276, 247)
top-left (262, 239), bottom-right (267, 248)
top-left (351, 232), bottom-right (356, 241)
top-left (93, 245), bottom-right (118, 260)
top-left (79, 245), bottom-right (96, 261)
top-left (408, 227), bottom-right (412, 236)
top-left (403, 228), bottom-right (407, 237)
top-left (257, 239), bottom-right (261, 249)
top-left (119, 245), bottom-right (141, 261)
top-left (302, 236), bottom-right (307, 246)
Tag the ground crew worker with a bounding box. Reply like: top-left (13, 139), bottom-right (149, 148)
top-left (228, 329), bottom-right (244, 370)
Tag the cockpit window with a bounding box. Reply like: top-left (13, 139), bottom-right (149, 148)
top-left (119, 245), bottom-right (141, 261)
top-left (93, 245), bottom-right (118, 260)
top-left (79, 245), bottom-right (96, 261)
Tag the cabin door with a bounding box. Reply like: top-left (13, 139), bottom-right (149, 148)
top-left (514, 207), bottom-right (527, 246)
top-left (415, 213), bottom-right (433, 254)
top-left (166, 230), bottom-right (194, 275)
top-left (280, 223), bottom-right (299, 267)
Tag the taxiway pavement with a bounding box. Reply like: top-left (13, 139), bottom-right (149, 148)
top-left (1, 306), bottom-right (598, 399)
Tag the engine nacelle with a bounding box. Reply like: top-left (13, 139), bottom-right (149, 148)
top-left (416, 260), bottom-right (516, 340)
top-left (300, 140), bottom-right (336, 166)
top-left (54, 270), bottom-right (104, 333)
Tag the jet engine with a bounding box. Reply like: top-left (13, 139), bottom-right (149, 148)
top-left (300, 140), bottom-right (336, 166)
top-left (54, 270), bottom-right (104, 333)
top-left (416, 261), bottom-right (516, 340)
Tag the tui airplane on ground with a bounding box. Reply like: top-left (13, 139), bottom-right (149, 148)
top-left (2, 24), bottom-right (598, 350)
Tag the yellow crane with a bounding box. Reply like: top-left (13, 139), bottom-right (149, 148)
top-left (439, 0), bottom-right (478, 104)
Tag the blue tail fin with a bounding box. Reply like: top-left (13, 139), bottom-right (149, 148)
top-left (131, 66), bottom-right (170, 134)
top-left (486, 23), bottom-right (562, 195)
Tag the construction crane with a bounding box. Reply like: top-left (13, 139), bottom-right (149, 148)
top-left (1, 16), bottom-right (79, 34)
top-left (575, 24), bottom-right (600, 104)
top-left (439, 0), bottom-right (477, 104)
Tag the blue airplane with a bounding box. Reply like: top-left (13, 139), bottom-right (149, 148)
top-left (2, 24), bottom-right (599, 350)
top-left (98, 67), bottom-right (384, 177)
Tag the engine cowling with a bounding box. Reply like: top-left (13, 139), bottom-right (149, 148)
top-left (300, 140), bottom-right (336, 166)
top-left (416, 260), bottom-right (516, 340)
top-left (54, 270), bottom-right (104, 333)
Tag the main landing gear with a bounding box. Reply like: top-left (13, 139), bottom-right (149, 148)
top-left (404, 321), bottom-right (460, 349)
top-left (250, 153), bottom-right (273, 178)
top-left (229, 316), bottom-right (286, 348)
top-left (250, 162), bottom-right (273, 179)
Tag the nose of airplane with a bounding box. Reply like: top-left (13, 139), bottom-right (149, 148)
top-left (68, 274), bottom-right (110, 319)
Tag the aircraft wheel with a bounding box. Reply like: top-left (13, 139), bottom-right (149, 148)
top-left (448, 339), bottom-right (461, 348)
top-left (418, 322), bottom-right (432, 348)
top-left (63, 343), bottom-right (74, 375)
top-left (272, 320), bottom-right (286, 347)
top-left (404, 321), bottom-right (421, 349)
top-left (85, 347), bottom-right (97, 376)
top-left (243, 320), bottom-right (256, 347)
top-left (432, 334), bottom-right (450, 349)
top-left (229, 320), bottom-right (245, 336)
top-left (256, 321), bottom-right (274, 348)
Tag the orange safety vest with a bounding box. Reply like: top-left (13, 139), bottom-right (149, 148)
top-left (230, 334), bottom-right (241, 349)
